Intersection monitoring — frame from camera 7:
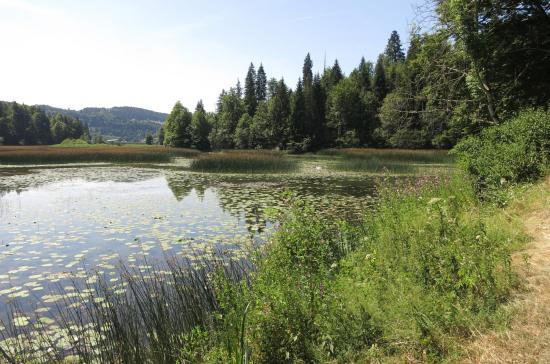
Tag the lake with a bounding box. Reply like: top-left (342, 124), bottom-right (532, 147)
top-left (0, 165), bottom-right (379, 313)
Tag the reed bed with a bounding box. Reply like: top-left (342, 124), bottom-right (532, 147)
top-left (189, 150), bottom-right (297, 173)
top-left (0, 146), bottom-right (199, 164)
top-left (0, 255), bottom-right (253, 364)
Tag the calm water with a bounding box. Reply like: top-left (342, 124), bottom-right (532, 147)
top-left (0, 165), bottom-right (378, 312)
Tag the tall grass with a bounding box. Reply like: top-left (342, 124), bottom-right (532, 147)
top-left (189, 151), bottom-right (297, 173)
top-left (0, 255), bottom-right (253, 363)
top-left (0, 146), bottom-right (199, 164)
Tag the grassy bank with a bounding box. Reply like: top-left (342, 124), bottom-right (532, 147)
top-left (189, 150), bottom-right (298, 173)
top-left (0, 145), bottom-right (199, 164)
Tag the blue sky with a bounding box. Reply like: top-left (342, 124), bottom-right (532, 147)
top-left (0, 0), bottom-right (421, 113)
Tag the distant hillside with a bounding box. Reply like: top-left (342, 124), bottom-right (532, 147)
top-left (37, 105), bottom-right (167, 142)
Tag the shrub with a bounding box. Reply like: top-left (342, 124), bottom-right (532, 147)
top-left (453, 108), bottom-right (550, 195)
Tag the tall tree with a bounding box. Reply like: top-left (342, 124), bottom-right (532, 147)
top-left (357, 57), bottom-right (373, 92)
top-left (163, 101), bottom-right (193, 147)
top-left (256, 64), bottom-right (267, 102)
top-left (302, 53), bottom-right (313, 87)
top-left (157, 125), bottom-right (165, 145)
top-left (190, 100), bottom-right (211, 151)
top-left (329, 59), bottom-right (344, 88)
top-left (385, 30), bottom-right (406, 63)
top-left (269, 79), bottom-right (291, 148)
top-left (373, 55), bottom-right (388, 102)
top-left (244, 63), bottom-right (258, 116)
top-left (290, 79), bottom-right (307, 144)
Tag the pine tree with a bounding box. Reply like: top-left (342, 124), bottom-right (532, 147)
top-left (145, 132), bottom-right (153, 145)
top-left (385, 30), bottom-right (405, 63)
top-left (256, 64), bottom-right (267, 102)
top-left (244, 63), bottom-right (257, 116)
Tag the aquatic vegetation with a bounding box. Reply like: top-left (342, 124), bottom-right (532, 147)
top-left (189, 150), bottom-right (298, 173)
top-left (0, 145), bottom-right (199, 164)
top-left (322, 148), bottom-right (454, 174)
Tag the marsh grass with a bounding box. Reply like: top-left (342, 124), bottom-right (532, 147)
top-left (0, 255), bottom-right (253, 364)
top-left (323, 148), bottom-right (454, 174)
top-left (0, 146), bottom-right (199, 164)
top-left (189, 150), bottom-right (298, 174)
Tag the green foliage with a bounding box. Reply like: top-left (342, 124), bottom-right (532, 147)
top-left (244, 176), bottom-right (517, 362)
top-left (256, 64), bottom-right (267, 102)
top-left (210, 89), bottom-right (245, 149)
top-left (58, 138), bottom-right (90, 146)
top-left (163, 101), bottom-right (193, 148)
top-left (244, 63), bottom-right (258, 116)
top-left (145, 132), bottom-right (153, 145)
top-left (373, 55), bottom-right (388, 103)
top-left (190, 101), bottom-right (212, 151)
top-left (234, 113), bottom-right (252, 149)
top-left (0, 101), bottom-right (86, 145)
top-left (384, 30), bottom-right (405, 63)
top-left (453, 108), bottom-right (550, 196)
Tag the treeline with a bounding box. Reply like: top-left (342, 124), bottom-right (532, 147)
top-left (0, 101), bottom-right (88, 145)
top-left (162, 0), bottom-right (549, 151)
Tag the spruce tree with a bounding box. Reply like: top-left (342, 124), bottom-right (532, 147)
top-left (329, 60), bottom-right (344, 89)
top-left (385, 30), bottom-right (405, 63)
top-left (244, 63), bottom-right (257, 116)
top-left (302, 53), bottom-right (313, 88)
top-left (256, 64), bottom-right (267, 102)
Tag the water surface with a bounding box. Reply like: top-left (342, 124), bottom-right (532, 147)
top-left (0, 165), bottom-right (377, 312)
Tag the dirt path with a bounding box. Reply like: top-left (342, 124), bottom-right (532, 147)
top-left (463, 178), bottom-right (550, 363)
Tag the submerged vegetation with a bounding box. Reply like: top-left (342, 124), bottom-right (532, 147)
top-left (189, 151), bottom-right (298, 174)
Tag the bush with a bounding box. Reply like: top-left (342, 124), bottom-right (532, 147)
top-left (453, 108), bottom-right (550, 195)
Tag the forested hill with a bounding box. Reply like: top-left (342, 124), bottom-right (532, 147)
top-left (38, 105), bottom-right (167, 142)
